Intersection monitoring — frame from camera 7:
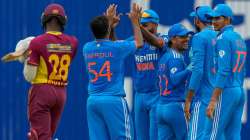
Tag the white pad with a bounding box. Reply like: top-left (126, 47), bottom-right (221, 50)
top-left (15, 36), bottom-right (35, 63)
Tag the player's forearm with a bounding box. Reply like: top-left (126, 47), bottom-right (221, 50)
top-left (132, 23), bottom-right (143, 48)
top-left (140, 26), bottom-right (164, 48)
top-left (23, 60), bottom-right (38, 82)
top-left (109, 28), bottom-right (117, 41)
top-left (170, 69), bottom-right (191, 86)
top-left (210, 88), bottom-right (222, 102)
top-left (186, 90), bottom-right (195, 102)
top-left (188, 49), bottom-right (204, 93)
top-left (188, 70), bottom-right (203, 93)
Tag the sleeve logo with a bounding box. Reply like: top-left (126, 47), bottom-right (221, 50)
top-left (219, 50), bottom-right (225, 58)
top-left (170, 67), bottom-right (177, 74)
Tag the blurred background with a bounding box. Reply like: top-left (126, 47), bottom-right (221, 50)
top-left (0, 0), bottom-right (249, 139)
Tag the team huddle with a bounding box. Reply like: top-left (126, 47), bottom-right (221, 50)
top-left (1, 2), bottom-right (247, 140)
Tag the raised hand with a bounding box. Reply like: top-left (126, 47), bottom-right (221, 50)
top-left (127, 3), bottom-right (142, 25)
top-left (104, 4), bottom-right (121, 28)
top-left (105, 4), bottom-right (116, 20)
top-left (127, 3), bottom-right (143, 48)
top-left (111, 13), bottom-right (122, 28)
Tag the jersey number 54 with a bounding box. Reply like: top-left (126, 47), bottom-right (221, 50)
top-left (88, 61), bottom-right (112, 83)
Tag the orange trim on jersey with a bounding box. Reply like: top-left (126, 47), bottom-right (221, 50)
top-left (28, 61), bottom-right (39, 66)
top-left (46, 31), bottom-right (62, 35)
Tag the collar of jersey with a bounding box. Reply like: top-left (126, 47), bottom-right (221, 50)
top-left (171, 48), bottom-right (181, 55)
top-left (95, 39), bottom-right (110, 42)
top-left (203, 25), bottom-right (213, 31)
top-left (46, 31), bottom-right (62, 35)
top-left (220, 25), bottom-right (233, 34)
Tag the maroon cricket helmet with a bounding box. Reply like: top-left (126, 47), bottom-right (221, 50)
top-left (41, 3), bottom-right (67, 26)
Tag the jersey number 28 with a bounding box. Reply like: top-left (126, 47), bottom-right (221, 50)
top-left (49, 54), bottom-right (71, 81)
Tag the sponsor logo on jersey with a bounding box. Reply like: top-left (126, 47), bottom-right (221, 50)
top-left (136, 62), bottom-right (155, 71)
top-left (135, 53), bottom-right (158, 62)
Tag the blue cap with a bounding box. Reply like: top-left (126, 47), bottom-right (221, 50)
top-left (190, 6), bottom-right (213, 23)
top-left (140, 9), bottom-right (159, 24)
top-left (207, 4), bottom-right (233, 19)
top-left (168, 23), bottom-right (193, 40)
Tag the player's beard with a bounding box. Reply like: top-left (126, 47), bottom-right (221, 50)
top-left (177, 43), bottom-right (188, 52)
top-left (179, 46), bottom-right (188, 52)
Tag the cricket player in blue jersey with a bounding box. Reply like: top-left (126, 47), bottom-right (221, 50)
top-left (184, 6), bottom-right (218, 140)
top-left (83, 4), bottom-right (143, 140)
top-left (157, 23), bottom-right (193, 140)
top-left (128, 9), bottom-right (168, 140)
top-left (203, 4), bottom-right (247, 140)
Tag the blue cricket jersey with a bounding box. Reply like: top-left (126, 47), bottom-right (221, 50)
top-left (158, 48), bottom-right (191, 103)
top-left (188, 26), bottom-right (217, 104)
top-left (83, 39), bottom-right (136, 96)
top-left (128, 34), bottom-right (168, 94)
top-left (214, 25), bottom-right (247, 89)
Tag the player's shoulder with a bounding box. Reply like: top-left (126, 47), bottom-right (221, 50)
top-left (169, 49), bottom-right (182, 59)
top-left (195, 30), bottom-right (208, 39)
top-left (217, 31), bottom-right (231, 41)
top-left (161, 49), bottom-right (175, 60)
top-left (83, 41), bottom-right (95, 51)
top-left (28, 34), bottom-right (45, 49)
top-left (158, 52), bottom-right (169, 65)
top-left (161, 50), bottom-right (182, 68)
top-left (225, 30), bottom-right (240, 40)
top-left (192, 32), bottom-right (209, 45)
top-left (201, 29), bottom-right (217, 44)
top-left (31, 34), bottom-right (46, 42)
top-left (192, 32), bottom-right (202, 39)
top-left (126, 36), bottom-right (134, 41)
top-left (30, 33), bottom-right (51, 44)
top-left (161, 51), bottom-right (171, 60)
top-left (61, 34), bottom-right (78, 46)
top-left (205, 28), bottom-right (217, 36)
top-left (113, 40), bottom-right (133, 46)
